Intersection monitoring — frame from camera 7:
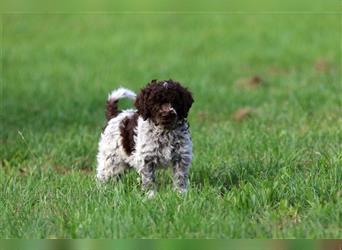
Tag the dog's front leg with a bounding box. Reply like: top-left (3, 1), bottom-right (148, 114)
top-left (172, 161), bottom-right (189, 194)
top-left (140, 161), bottom-right (156, 198)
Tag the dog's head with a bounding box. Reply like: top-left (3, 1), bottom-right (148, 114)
top-left (135, 79), bottom-right (194, 129)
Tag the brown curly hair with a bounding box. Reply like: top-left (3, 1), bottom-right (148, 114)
top-left (134, 79), bottom-right (194, 123)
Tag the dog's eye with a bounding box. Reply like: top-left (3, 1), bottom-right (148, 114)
top-left (171, 101), bottom-right (179, 109)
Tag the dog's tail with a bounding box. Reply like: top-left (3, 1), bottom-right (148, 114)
top-left (105, 87), bottom-right (136, 121)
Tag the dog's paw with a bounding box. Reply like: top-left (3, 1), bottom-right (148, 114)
top-left (146, 189), bottom-right (157, 199)
top-left (175, 187), bottom-right (188, 196)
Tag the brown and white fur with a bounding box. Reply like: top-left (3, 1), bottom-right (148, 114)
top-left (96, 79), bottom-right (194, 197)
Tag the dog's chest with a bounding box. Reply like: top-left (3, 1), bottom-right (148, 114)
top-left (153, 131), bottom-right (177, 164)
top-left (161, 132), bottom-right (180, 164)
top-left (139, 128), bottom-right (180, 166)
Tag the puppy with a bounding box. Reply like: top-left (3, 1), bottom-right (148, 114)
top-left (96, 79), bottom-right (194, 197)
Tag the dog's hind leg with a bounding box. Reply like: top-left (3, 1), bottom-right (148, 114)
top-left (96, 153), bottom-right (127, 182)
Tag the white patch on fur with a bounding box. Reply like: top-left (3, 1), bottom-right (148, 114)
top-left (96, 109), bottom-right (136, 181)
top-left (107, 87), bottom-right (136, 102)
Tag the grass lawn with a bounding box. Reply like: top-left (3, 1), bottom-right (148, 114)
top-left (1, 12), bottom-right (341, 238)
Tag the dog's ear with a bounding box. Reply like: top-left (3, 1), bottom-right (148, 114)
top-left (178, 85), bottom-right (194, 119)
top-left (134, 84), bottom-right (152, 120)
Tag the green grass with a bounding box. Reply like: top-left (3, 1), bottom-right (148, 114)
top-left (1, 12), bottom-right (341, 238)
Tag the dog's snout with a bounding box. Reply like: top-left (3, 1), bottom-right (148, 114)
top-left (161, 112), bottom-right (176, 118)
top-left (161, 103), bottom-right (176, 114)
top-left (161, 103), bottom-right (172, 112)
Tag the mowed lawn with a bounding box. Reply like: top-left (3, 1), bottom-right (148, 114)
top-left (1, 13), bottom-right (341, 238)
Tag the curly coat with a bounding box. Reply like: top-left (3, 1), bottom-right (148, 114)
top-left (135, 79), bottom-right (194, 121)
top-left (96, 79), bottom-right (194, 197)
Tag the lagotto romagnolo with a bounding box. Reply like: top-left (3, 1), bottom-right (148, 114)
top-left (96, 79), bottom-right (194, 197)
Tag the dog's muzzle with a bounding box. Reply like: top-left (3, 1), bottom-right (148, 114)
top-left (158, 103), bottom-right (177, 127)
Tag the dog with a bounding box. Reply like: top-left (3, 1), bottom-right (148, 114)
top-left (96, 79), bottom-right (194, 197)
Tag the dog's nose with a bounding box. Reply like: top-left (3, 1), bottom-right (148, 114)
top-left (161, 103), bottom-right (174, 113)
